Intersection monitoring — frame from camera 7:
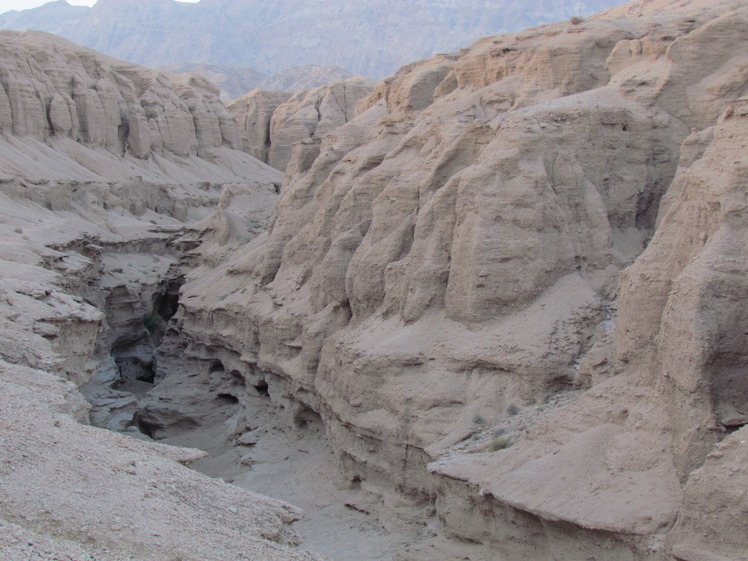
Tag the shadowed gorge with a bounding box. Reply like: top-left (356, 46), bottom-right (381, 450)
top-left (1, 1), bottom-right (748, 561)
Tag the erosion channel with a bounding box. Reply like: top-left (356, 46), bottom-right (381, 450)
top-left (80, 198), bottom-right (425, 561)
top-left (3, 3), bottom-right (748, 560)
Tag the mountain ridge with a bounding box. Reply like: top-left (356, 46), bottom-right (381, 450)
top-left (0, 0), bottom-right (626, 79)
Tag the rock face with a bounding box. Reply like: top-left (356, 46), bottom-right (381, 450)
top-left (0, 0), bottom-right (626, 78)
top-left (0, 29), bottom-right (327, 561)
top-left (230, 76), bottom-right (376, 171)
top-left (154, 0), bottom-right (748, 559)
top-left (3, 2), bottom-right (748, 561)
top-left (0, 29), bottom-right (284, 188)
top-left (0, 30), bottom-right (252, 170)
top-left (228, 89), bottom-right (293, 166)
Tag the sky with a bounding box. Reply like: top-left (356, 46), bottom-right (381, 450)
top-left (0, 0), bottom-right (200, 14)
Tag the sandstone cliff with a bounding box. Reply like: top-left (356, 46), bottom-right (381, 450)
top-left (229, 89), bottom-right (293, 166)
top-left (0, 29), bottom-right (278, 184)
top-left (230, 76), bottom-right (376, 171)
top-left (2, 1), bottom-right (748, 560)
top-left (154, 1), bottom-right (748, 560)
top-left (0, 30), bottom-right (326, 561)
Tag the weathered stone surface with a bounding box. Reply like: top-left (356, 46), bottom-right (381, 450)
top-left (0, 28), bottom-right (324, 561)
top-left (2, 1), bottom-right (748, 561)
top-left (266, 77), bottom-right (376, 171)
top-left (0, 30), bottom-right (252, 167)
top-left (229, 89), bottom-right (293, 164)
top-left (160, 1), bottom-right (748, 560)
top-left (229, 77), bottom-right (375, 172)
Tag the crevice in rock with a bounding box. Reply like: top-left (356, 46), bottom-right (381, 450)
top-left (253, 379), bottom-right (270, 397)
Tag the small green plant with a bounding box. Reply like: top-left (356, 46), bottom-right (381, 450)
top-left (13, 228), bottom-right (22, 234)
top-left (570, 16), bottom-right (585, 25)
top-left (487, 437), bottom-right (511, 452)
top-left (507, 404), bottom-right (520, 416)
top-left (143, 312), bottom-right (162, 333)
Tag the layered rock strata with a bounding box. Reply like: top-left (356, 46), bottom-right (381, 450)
top-left (0, 29), bottom-right (277, 182)
top-left (230, 76), bottom-right (376, 171)
top-left (156, 1), bottom-right (748, 560)
top-left (229, 89), bottom-right (293, 166)
top-left (0, 31), bottom-right (324, 561)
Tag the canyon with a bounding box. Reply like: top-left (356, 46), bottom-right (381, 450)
top-left (1, 1), bottom-right (748, 561)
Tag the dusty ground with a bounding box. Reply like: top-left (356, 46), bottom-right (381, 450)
top-left (161, 392), bottom-right (429, 561)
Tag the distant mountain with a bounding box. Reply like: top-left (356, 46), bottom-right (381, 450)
top-left (0, 0), bottom-right (626, 79)
top-left (258, 65), bottom-right (353, 94)
top-left (159, 63), bottom-right (269, 100)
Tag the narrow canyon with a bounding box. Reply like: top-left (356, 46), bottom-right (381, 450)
top-left (1, 1), bottom-right (747, 561)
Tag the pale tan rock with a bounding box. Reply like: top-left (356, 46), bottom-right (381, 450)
top-left (0, 26), bottom-right (326, 561)
top-left (48, 92), bottom-right (76, 135)
top-left (267, 76), bottom-right (376, 171)
top-left (2, 1), bottom-right (748, 561)
top-left (164, 2), bottom-right (748, 560)
top-left (228, 89), bottom-right (293, 163)
top-left (0, 30), bottom-right (254, 166)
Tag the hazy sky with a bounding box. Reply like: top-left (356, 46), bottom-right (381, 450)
top-left (0, 0), bottom-right (200, 14)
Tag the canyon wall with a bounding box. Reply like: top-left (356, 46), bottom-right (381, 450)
top-left (0, 30), bottom-right (326, 561)
top-left (158, 1), bottom-right (748, 560)
top-left (230, 76), bottom-right (376, 171)
top-left (0, 29), bottom-right (280, 184)
top-left (1, 2), bottom-right (747, 560)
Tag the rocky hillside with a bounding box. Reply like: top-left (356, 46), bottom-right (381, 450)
top-left (0, 30), bottom-right (326, 561)
top-left (1, 1), bottom-right (747, 561)
top-left (229, 76), bottom-right (377, 171)
top-left (0, 29), bottom-right (281, 184)
top-left (151, 0), bottom-right (747, 559)
top-left (0, 0), bottom-right (625, 79)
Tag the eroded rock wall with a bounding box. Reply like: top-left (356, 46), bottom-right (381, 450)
top-left (0, 30), bottom-right (327, 561)
top-left (0, 29), bottom-right (284, 189)
top-left (164, 1), bottom-right (748, 559)
top-left (229, 89), bottom-right (293, 165)
top-left (0, 30), bottom-right (234, 158)
top-left (230, 77), bottom-right (376, 172)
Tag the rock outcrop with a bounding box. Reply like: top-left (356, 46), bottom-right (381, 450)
top-left (230, 77), bottom-right (376, 171)
top-left (229, 89), bottom-right (293, 166)
top-left (0, 30), bottom-right (282, 186)
top-left (3, 1), bottom-right (748, 560)
top-left (154, 1), bottom-right (748, 560)
top-left (0, 30), bottom-right (326, 561)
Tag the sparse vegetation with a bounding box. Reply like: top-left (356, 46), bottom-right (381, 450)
top-left (570, 16), bottom-right (585, 25)
top-left (487, 437), bottom-right (511, 452)
top-left (14, 227), bottom-right (22, 234)
top-left (472, 413), bottom-right (485, 425)
top-left (507, 403), bottom-right (520, 416)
